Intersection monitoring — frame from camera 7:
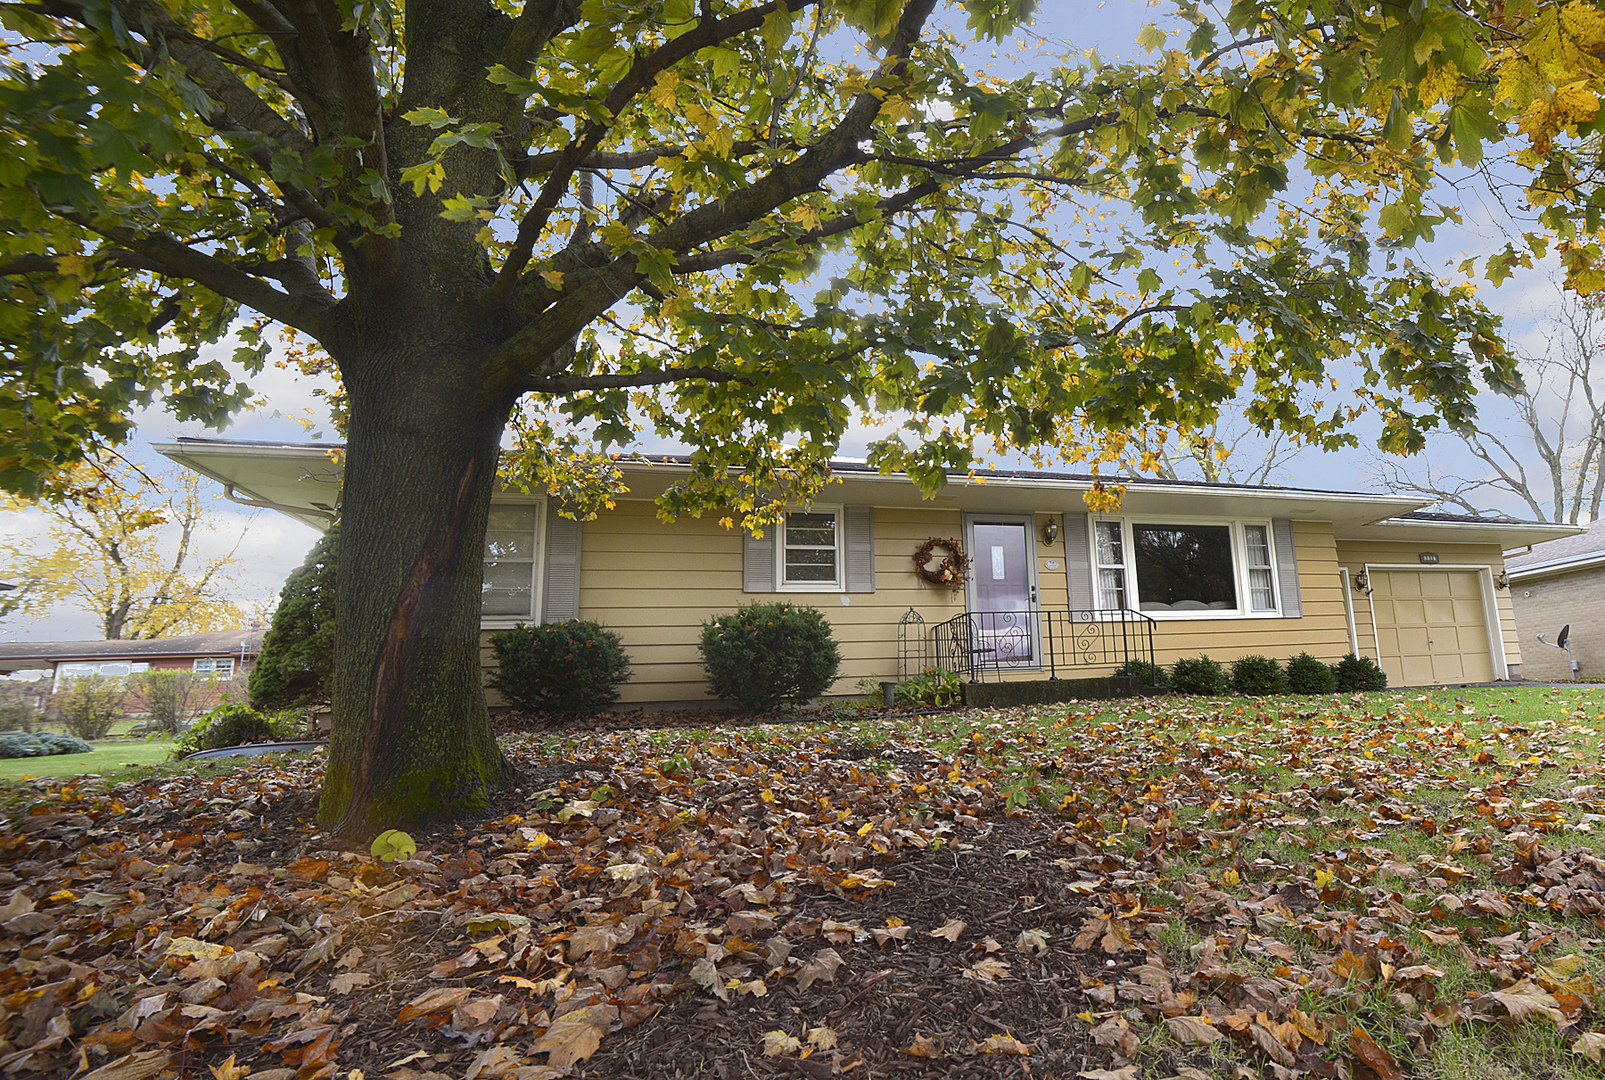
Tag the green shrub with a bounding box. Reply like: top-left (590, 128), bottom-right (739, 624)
top-left (57, 674), bottom-right (127, 739)
top-left (250, 526), bottom-right (338, 710)
top-left (1333, 653), bottom-right (1388, 692)
top-left (1115, 659), bottom-right (1168, 687)
top-left (487, 620), bottom-right (632, 716)
top-left (1230, 654), bottom-right (1287, 696)
top-left (1169, 655), bottom-right (1228, 696)
top-left (700, 602), bottom-right (842, 712)
top-left (175, 702), bottom-right (303, 757)
top-left (1285, 652), bottom-right (1338, 694)
top-left (0, 682), bottom-right (44, 732)
top-left (127, 669), bottom-right (202, 734)
top-left (894, 668), bottom-right (964, 709)
top-left (0, 732), bottom-right (93, 758)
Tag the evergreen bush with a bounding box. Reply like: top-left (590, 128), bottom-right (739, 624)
top-left (700, 602), bottom-right (842, 712)
top-left (57, 674), bottom-right (126, 739)
top-left (1333, 653), bottom-right (1389, 692)
top-left (487, 620), bottom-right (632, 716)
top-left (0, 732), bottom-right (92, 758)
top-left (1115, 659), bottom-right (1169, 687)
top-left (175, 702), bottom-right (303, 757)
top-left (1230, 654), bottom-right (1287, 696)
top-left (249, 526), bottom-right (338, 710)
top-left (1285, 652), bottom-right (1338, 694)
top-left (1169, 655), bottom-right (1228, 696)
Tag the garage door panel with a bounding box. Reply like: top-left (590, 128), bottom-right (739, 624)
top-left (1371, 569), bottom-right (1495, 687)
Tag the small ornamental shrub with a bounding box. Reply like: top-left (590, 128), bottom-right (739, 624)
top-left (0, 732), bottom-right (92, 758)
top-left (1333, 653), bottom-right (1389, 692)
top-left (700, 602), bottom-right (842, 712)
top-left (894, 668), bottom-right (965, 709)
top-left (1169, 655), bottom-right (1228, 696)
top-left (128, 669), bottom-right (203, 734)
top-left (1285, 652), bottom-right (1338, 694)
top-left (0, 683), bottom-right (43, 732)
top-left (57, 674), bottom-right (127, 740)
top-left (1230, 654), bottom-right (1287, 696)
top-left (250, 526), bottom-right (338, 711)
top-left (175, 702), bottom-right (303, 757)
top-left (487, 621), bottom-right (632, 716)
top-left (1115, 659), bottom-right (1169, 687)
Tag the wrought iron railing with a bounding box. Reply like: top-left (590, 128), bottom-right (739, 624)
top-left (930, 608), bottom-right (1158, 683)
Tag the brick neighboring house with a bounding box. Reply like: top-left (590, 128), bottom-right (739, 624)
top-left (0, 628), bottom-right (266, 708)
top-left (1506, 520), bottom-right (1605, 681)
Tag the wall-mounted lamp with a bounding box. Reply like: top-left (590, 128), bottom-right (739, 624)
top-left (1042, 517), bottom-right (1060, 546)
top-left (1353, 569), bottom-right (1369, 593)
top-left (1495, 569), bottom-right (1510, 590)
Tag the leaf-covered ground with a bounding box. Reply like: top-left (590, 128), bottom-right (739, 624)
top-left (5, 687), bottom-right (1605, 1079)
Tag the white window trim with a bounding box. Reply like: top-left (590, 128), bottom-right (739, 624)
top-left (480, 497), bottom-right (546, 629)
top-left (1090, 515), bottom-right (1284, 620)
top-left (776, 505), bottom-right (845, 593)
top-left (194, 657), bottom-right (236, 678)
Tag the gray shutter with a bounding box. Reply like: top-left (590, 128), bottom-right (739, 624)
top-left (1272, 518), bottom-right (1302, 618)
top-left (541, 513), bottom-right (583, 623)
top-left (844, 505), bottom-right (875, 593)
top-left (1063, 511), bottom-right (1095, 610)
top-left (743, 528), bottom-right (775, 593)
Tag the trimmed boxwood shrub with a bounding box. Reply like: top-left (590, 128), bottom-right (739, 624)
top-left (175, 702), bottom-right (303, 757)
top-left (487, 620), bottom-right (632, 716)
top-left (700, 602), bottom-right (842, 712)
top-left (1333, 652), bottom-right (1388, 692)
top-left (1230, 654), bottom-right (1287, 696)
top-left (0, 732), bottom-right (93, 758)
top-left (1285, 652), bottom-right (1338, 694)
top-left (1115, 659), bottom-right (1169, 687)
top-left (1169, 655), bottom-right (1228, 696)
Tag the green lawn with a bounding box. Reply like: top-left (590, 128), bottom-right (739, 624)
top-left (0, 738), bottom-right (177, 782)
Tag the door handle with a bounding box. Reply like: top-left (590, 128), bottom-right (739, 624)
top-left (1030, 584), bottom-right (1038, 604)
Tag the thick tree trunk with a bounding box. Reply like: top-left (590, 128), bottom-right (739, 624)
top-left (316, 329), bottom-right (515, 835)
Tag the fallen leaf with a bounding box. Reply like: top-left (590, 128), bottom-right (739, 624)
top-left (329, 972), bottom-right (373, 995)
top-left (1016, 928), bottom-right (1050, 954)
top-left (901, 1034), bottom-right (943, 1058)
top-left (81, 1051), bottom-right (174, 1080)
top-left (806, 1025), bottom-right (838, 1050)
top-left (530, 1003), bottom-right (615, 1069)
top-left (398, 986), bottom-right (473, 1023)
top-left (965, 957), bottom-right (1011, 982)
top-left (929, 919), bottom-right (966, 941)
top-left (761, 1030), bottom-right (802, 1057)
top-left (1574, 1031), bottom-right (1605, 1062)
top-left (1348, 1027), bottom-right (1402, 1080)
top-left (1077, 1068), bottom-right (1138, 1080)
top-left (794, 948), bottom-right (844, 991)
top-left (1165, 1016), bottom-right (1224, 1045)
top-left (978, 1033), bottom-right (1030, 1054)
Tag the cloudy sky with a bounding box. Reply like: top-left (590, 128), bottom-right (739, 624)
top-left (0, 0), bottom-right (1573, 643)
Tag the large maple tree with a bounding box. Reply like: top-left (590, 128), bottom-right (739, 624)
top-left (0, 0), bottom-right (1590, 831)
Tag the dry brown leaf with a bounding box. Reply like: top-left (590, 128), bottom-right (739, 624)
top-left (1348, 1027), bottom-right (1402, 1080)
top-left (928, 919), bottom-right (966, 941)
top-left (978, 1033), bottom-right (1030, 1055)
top-left (901, 1034), bottom-right (943, 1058)
top-left (794, 947), bottom-right (844, 991)
top-left (1164, 1016), bottom-right (1223, 1045)
top-left (452, 996), bottom-right (503, 1030)
top-left (464, 1045), bottom-right (527, 1080)
top-left (760, 1030), bottom-right (803, 1057)
top-left (1573, 1031), bottom-right (1605, 1063)
top-left (80, 1051), bottom-right (174, 1080)
top-left (329, 972), bottom-right (373, 995)
top-left (530, 1003), bottom-right (615, 1069)
top-left (806, 1025), bottom-right (838, 1050)
top-left (398, 986), bottom-right (473, 1023)
top-left (1472, 984), bottom-right (1568, 1026)
top-left (208, 1055), bottom-right (248, 1080)
top-left (1016, 928), bottom-right (1050, 954)
top-left (965, 957), bottom-right (1011, 983)
top-left (1077, 1068), bottom-right (1138, 1080)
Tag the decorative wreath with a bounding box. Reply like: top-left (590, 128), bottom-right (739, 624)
top-left (914, 537), bottom-right (971, 588)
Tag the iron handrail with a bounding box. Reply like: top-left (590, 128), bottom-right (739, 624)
top-left (930, 607), bottom-right (1158, 683)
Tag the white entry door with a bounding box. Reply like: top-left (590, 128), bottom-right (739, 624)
top-left (966, 517), bottom-right (1038, 668)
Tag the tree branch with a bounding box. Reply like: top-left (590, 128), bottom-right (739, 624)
top-left (517, 365), bottom-right (748, 395)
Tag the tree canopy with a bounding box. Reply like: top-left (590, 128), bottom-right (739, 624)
top-left (2, 0), bottom-right (1599, 829)
top-left (0, 457), bottom-right (247, 639)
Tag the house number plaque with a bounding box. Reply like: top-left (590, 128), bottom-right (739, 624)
top-left (1419, 553), bottom-right (1440, 564)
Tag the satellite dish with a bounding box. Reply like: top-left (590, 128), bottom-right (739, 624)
top-left (1558, 624), bottom-right (1571, 650)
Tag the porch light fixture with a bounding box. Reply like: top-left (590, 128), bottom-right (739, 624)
top-left (1496, 569), bottom-right (1510, 590)
top-left (1353, 569), bottom-right (1369, 592)
top-left (1042, 517), bottom-right (1060, 545)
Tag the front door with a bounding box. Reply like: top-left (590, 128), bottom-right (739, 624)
top-left (966, 518), bottom-right (1038, 668)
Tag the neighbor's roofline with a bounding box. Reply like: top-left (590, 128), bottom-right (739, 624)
top-left (1508, 550), bottom-right (1605, 581)
top-left (157, 436), bottom-right (1440, 514)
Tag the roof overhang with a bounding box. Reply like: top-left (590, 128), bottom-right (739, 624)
top-left (1508, 550), bottom-right (1605, 583)
top-left (158, 437), bottom-right (1568, 543)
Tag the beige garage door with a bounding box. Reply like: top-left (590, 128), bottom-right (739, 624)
top-left (1371, 569), bottom-right (1495, 686)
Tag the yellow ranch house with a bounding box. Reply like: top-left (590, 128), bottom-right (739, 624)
top-left (160, 438), bottom-right (1580, 705)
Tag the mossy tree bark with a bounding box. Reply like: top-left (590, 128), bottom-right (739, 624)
top-left (315, 298), bottom-right (518, 835)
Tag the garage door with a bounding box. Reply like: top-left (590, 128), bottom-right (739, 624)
top-left (1371, 569), bottom-right (1496, 686)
